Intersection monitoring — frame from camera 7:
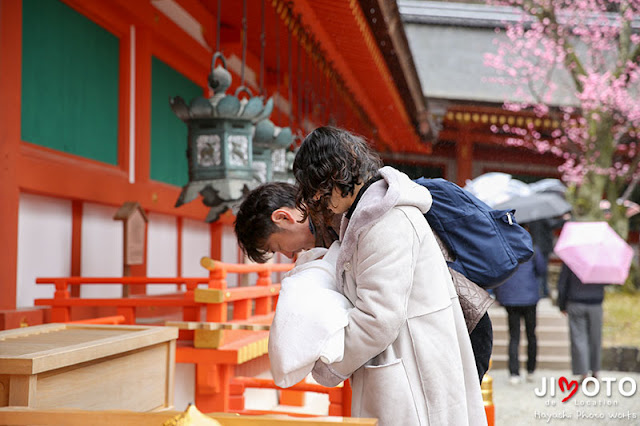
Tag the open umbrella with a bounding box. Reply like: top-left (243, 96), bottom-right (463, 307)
top-left (529, 178), bottom-right (567, 195)
top-left (493, 192), bottom-right (572, 224)
top-left (464, 172), bottom-right (531, 207)
top-left (554, 221), bottom-right (634, 285)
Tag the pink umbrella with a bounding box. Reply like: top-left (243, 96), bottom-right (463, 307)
top-left (554, 221), bottom-right (634, 285)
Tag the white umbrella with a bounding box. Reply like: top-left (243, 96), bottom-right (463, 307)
top-left (464, 172), bottom-right (531, 207)
top-left (529, 178), bottom-right (567, 195)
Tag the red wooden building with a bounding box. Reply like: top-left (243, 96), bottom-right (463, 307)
top-left (0, 0), bottom-right (433, 314)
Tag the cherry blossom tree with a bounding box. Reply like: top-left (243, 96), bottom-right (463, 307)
top-left (484, 0), bottom-right (640, 241)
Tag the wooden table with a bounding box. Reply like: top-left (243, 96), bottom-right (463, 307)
top-left (0, 323), bottom-right (177, 411)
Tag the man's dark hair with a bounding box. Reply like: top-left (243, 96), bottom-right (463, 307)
top-left (293, 126), bottom-right (382, 216)
top-left (234, 182), bottom-right (297, 263)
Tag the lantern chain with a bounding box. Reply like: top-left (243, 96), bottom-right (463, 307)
top-left (241, 0), bottom-right (247, 88)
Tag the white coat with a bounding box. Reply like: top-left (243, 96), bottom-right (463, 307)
top-left (312, 167), bottom-right (487, 426)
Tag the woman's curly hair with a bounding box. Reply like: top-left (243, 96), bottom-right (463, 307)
top-left (293, 126), bottom-right (382, 219)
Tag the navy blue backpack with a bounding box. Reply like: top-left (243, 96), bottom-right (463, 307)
top-left (414, 177), bottom-right (534, 289)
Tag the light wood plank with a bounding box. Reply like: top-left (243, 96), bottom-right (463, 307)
top-left (194, 288), bottom-right (225, 303)
top-left (165, 340), bottom-right (176, 409)
top-left (0, 325), bottom-right (178, 374)
top-left (194, 329), bottom-right (225, 349)
top-left (166, 321), bottom-right (270, 331)
top-left (33, 344), bottom-right (169, 411)
top-left (0, 407), bottom-right (378, 425)
top-left (7, 376), bottom-right (37, 406)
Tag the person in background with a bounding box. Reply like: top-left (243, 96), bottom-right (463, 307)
top-left (557, 263), bottom-right (607, 382)
top-left (293, 126), bottom-right (485, 426)
top-left (528, 217), bottom-right (565, 298)
top-left (494, 243), bottom-right (545, 385)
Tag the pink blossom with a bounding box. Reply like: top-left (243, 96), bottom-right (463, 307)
top-left (486, 0), bottom-right (639, 189)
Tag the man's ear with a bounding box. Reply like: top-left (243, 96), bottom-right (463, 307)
top-left (271, 208), bottom-right (295, 226)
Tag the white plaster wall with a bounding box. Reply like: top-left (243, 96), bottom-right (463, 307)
top-left (147, 212), bottom-right (178, 295)
top-left (173, 363), bottom-right (196, 412)
top-left (16, 193), bottom-right (72, 308)
top-left (181, 218), bottom-right (210, 277)
top-left (221, 225), bottom-right (239, 287)
top-left (80, 202), bottom-right (123, 298)
top-left (172, 218), bottom-right (205, 413)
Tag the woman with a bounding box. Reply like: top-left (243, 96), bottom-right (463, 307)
top-left (293, 126), bottom-right (486, 426)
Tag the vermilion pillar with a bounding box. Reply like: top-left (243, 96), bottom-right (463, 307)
top-left (71, 201), bottom-right (83, 297)
top-left (134, 26), bottom-right (152, 184)
top-left (0, 0), bottom-right (22, 309)
top-left (456, 130), bottom-right (474, 186)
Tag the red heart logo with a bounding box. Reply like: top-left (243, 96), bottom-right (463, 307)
top-left (558, 376), bottom-right (578, 402)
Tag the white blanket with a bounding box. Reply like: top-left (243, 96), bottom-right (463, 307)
top-left (269, 242), bottom-right (352, 388)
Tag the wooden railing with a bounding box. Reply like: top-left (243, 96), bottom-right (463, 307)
top-left (68, 315), bottom-right (126, 325)
top-left (34, 276), bottom-right (210, 325)
top-left (34, 258), bottom-right (295, 414)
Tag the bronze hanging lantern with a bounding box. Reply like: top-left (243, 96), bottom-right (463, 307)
top-left (250, 0), bottom-right (294, 185)
top-left (170, 0), bottom-right (293, 222)
top-left (171, 53), bottom-right (292, 222)
top-left (252, 118), bottom-right (293, 184)
top-left (272, 147), bottom-right (296, 184)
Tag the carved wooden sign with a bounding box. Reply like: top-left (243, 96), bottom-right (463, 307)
top-left (126, 212), bottom-right (145, 265)
top-left (113, 202), bottom-right (148, 266)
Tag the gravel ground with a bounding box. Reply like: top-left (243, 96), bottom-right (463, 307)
top-left (490, 368), bottom-right (640, 425)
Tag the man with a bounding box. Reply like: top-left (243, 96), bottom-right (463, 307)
top-left (557, 263), bottom-right (607, 382)
top-left (235, 180), bottom-right (493, 384)
top-left (234, 182), bottom-right (339, 263)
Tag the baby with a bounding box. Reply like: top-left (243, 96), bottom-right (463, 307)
top-left (268, 241), bottom-right (353, 388)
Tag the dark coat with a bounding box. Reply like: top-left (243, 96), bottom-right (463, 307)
top-left (494, 248), bottom-right (545, 307)
top-left (528, 218), bottom-right (565, 256)
top-left (556, 263), bottom-right (606, 311)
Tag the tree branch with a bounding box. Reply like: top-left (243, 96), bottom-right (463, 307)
top-left (621, 173), bottom-right (640, 202)
top-left (614, 0), bottom-right (639, 82)
top-left (533, 4), bottom-right (586, 92)
top-left (617, 1), bottom-right (632, 70)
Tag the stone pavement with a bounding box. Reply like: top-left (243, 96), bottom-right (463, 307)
top-left (489, 368), bottom-right (640, 425)
top-left (489, 297), bottom-right (572, 371)
top-left (244, 368), bottom-right (640, 424)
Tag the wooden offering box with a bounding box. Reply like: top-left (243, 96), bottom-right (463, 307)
top-left (0, 323), bottom-right (177, 411)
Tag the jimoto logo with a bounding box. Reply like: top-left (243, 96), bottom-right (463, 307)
top-left (534, 376), bottom-right (637, 402)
